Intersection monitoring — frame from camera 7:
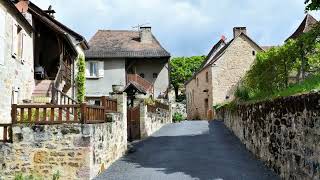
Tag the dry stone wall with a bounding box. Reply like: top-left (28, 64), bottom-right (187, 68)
top-left (140, 104), bottom-right (171, 138)
top-left (217, 93), bottom-right (320, 180)
top-left (0, 113), bottom-right (127, 180)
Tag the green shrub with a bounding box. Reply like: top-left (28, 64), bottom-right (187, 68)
top-left (14, 171), bottom-right (60, 180)
top-left (173, 112), bottom-right (184, 123)
top-left (234, 85), bottom-right (250, 101)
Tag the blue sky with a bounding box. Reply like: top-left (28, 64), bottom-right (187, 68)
top-left (32, 0), bottom-right (320, 57)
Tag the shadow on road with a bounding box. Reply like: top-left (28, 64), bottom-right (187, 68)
top-left (98, 121), bottom-right (279, 180)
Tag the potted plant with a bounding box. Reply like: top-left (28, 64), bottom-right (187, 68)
top-left (112, 80), bottom-right (124, 93)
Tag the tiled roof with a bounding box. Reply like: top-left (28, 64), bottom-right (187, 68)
top-left (123, 82), bottom-right (147, 94)
top-left (261, 46), bottom-right (277, 51)
top-left (85, 30), bottom-right (171, 59)
top-left (28, 1), bottom-right (89, 49)
top-left (286, 14), bottom-right (318, 41)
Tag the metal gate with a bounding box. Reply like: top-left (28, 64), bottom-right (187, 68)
top-left (127, 105), bottom-right (140, 141)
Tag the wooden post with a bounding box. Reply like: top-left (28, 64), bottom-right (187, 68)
top-left (101, 96), bottom-right (106, 109)
top-left (3, 126), bottom-right (7, 143)
top-left (11, 104), bottom-right (17, 124)
top-left (80, 103), bottom-right (86, 124)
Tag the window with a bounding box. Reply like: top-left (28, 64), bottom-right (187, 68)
top-left (94, 100), bottom-right (101, 106)
top-left (139, 73), bottom-right (145, 78)
top-left (196, 78), bottom-right (199, 87)
top-left (153, 73), bottom-right (158, 78)
top-left (89, 62), bottom-right (98, 77)
top-left (206, 72), bottom-right (209, 82)
top-left (252, 50), bottom-right (256, 56)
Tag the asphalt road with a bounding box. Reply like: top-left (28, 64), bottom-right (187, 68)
top-left (95, 120), bottom-right (280, 180)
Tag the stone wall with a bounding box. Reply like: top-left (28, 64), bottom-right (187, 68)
top-left (0, 113), bottom-right (127, 180)
top-left (0, 2), bottom-right (34, 124)
top-left (140, 104), bottom-right (171, 138)
top-left (172, 102), bottom-right (187, 119)
top-left (217, 93), bottom-right (320, 180)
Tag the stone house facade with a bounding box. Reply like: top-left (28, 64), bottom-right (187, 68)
top-left (0, 0), bottom-right (33, 124)
top-left (85, 27), bottom-right (171, 105)
top-left (15, 0), bottom-right (89, 104)
top-left (185, 27), bottom-right (263, 120)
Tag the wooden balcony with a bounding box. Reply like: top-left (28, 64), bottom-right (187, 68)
top-left (126, 74), bottom-right (154, 94)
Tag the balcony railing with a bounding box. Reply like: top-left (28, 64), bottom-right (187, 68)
top-left (127, 74), bottom-right (154, 94)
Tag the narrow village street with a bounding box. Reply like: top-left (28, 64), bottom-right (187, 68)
top-left (95, 121), bottom-right (280, 180)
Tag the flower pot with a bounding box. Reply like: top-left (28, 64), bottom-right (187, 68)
top-left (112, 85), bottom-right (124, 93)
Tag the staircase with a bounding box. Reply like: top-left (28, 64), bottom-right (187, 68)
top-left (32, 80), bottom-right (54, 104)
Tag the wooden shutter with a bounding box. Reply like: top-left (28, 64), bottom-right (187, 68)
top-left (98, 61), bottom-right (104, 78)
top-left (11, 23), bottom-right (18, 57)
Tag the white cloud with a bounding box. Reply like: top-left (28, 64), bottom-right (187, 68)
top-left (31, 0), bottom-right (318, 56)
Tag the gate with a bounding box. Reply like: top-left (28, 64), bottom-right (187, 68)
top-left (127, 105), bottom-right (140, 141)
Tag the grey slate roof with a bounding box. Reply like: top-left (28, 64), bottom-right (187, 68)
top-left (85, 30), bottom-right (171, 59)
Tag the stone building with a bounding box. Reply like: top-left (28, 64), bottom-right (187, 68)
top-left (185, 27), bottom-right (263, 120)
top-left (0, 0), bottom-right (33, 124)
top-left (15, 0), bottom-right (89, 104)
top-left (85, 27), bottom-right (171, 105)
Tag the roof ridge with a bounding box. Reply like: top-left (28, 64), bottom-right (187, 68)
top-left (98, 30), bottom-right (138, 32)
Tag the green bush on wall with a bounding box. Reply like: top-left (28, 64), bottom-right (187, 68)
top-left (173, 112), bottom-right (184, 123)
top-left (76, 54), bottom-right (86, 103)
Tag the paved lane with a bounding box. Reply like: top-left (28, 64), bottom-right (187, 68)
top-left (96, 120), bottom-right (279, 180)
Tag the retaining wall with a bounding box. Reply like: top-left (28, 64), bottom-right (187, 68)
top-left (217, 93), bottom-right (320, 180)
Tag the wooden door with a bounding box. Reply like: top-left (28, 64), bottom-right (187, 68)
top-left (127, 106), bottom-right (140, 141)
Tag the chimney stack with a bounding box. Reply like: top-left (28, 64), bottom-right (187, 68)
top-left (140, 27), bottom-right (152, 44)
top-left (233, 27), bottom-right (247, 38)
top-left (15, 0), bottom-right (29, 13)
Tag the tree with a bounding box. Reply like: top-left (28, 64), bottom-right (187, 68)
top-left (170, 56), bottom-right (206, 98)
top-left (305, 0), bottom-right (320, 11)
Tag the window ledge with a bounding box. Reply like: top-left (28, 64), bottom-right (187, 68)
top-left (86, 76), bottom-right (100, 79)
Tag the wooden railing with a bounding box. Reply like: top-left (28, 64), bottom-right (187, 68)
top-left (0, 124), bottom-right (12, 143)
top-left (101, 96), bottom-right (117, 112)
top-left (127, 74), bottom-right (154, 94)
top-left (11, 98), bottom-right (118, 125)
top-left (12, 104), bottom-right (81, 124)
top-left (52, 87), bottom-right (78, 105)
top-left (82, 104), bottom-right (106, 124)
top-left (147, 101), bottom-right (169, 113)
top-left (61, 61), bottom-right (72, 85)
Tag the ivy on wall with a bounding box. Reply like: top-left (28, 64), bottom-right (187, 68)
top-left (76, 54), bottom-right (86, 103)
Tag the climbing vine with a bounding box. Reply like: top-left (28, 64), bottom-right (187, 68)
top-left (76, 53), bottom-right (86, 103)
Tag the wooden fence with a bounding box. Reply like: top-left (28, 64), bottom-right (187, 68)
top-left (0, 124), bottom-right (12, 143)
top-left (11, 98), bottom-right (118, 125)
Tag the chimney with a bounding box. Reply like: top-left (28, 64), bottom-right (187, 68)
top-left (140, 27), bottom-right (152, 44)
top-left (15, 0), bottom-right (29, 13)
top-left (233, 27), bottom-right (247, 38)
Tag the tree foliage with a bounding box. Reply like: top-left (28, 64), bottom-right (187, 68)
top-left (170, 56), bottom-right (206, 96)
top-left (305, 0), bottom-right (320, 11)
top-left (237, 23), bottom-right (320, 101)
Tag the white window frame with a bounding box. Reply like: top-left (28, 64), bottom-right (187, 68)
top-left (87, 61), bottom-right (99, 78)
